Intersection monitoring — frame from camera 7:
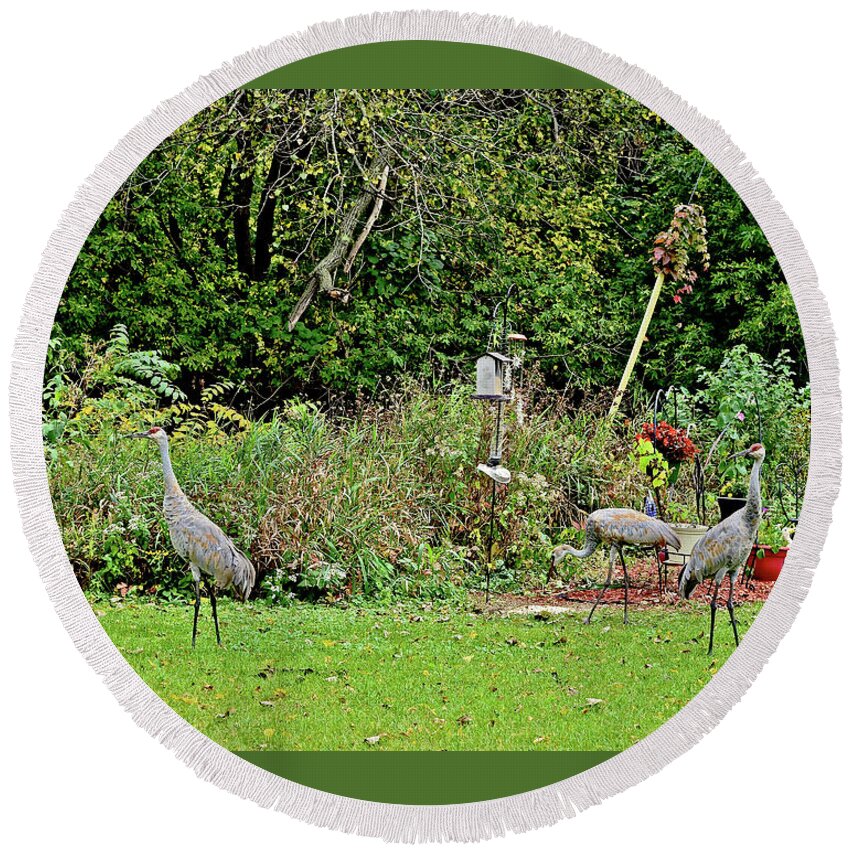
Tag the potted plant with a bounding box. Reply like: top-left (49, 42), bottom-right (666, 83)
top-left (751, 520), bottom-right (791, 582)
top-left (633, 420), bottom-right (699, 517)
top-left (665, 500), bottom-right (709, 565)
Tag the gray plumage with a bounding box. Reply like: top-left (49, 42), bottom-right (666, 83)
top-left (129, 427), bottom-right (256, 646)
top-left (678, 443), bottom-right (766, 654)
top-left (550, 508), bottom-right (682, 624)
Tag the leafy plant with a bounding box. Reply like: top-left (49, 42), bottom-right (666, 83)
top-left (666, 500), bottom-right (702, 526)
top-left (650, 203), bottom-right (710, 302)
top-left (636, 421), bottom-right (698, 464)
top-left (56, 89), bottom-right (805, 401)
top-left (756, 519), bottom-right (792, 554)
top-left (694, 346), bottom-right (810, 496)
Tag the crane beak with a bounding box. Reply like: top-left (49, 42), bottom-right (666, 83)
top-left (725, 449), bottom-right (749, 461)
top-left (125, 432), bottom-right (148, 439)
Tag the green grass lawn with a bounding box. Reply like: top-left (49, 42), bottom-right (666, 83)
top-left (93, 597), bottom-right (760, 752)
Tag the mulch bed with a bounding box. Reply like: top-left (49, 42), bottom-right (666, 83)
top-left (476, 556), bottom-right (775, 614)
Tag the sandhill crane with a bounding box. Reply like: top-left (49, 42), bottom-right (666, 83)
top-left (679, 443), bottom-right (766, 654)
top-left (550, 508), bottom-right (682, 624)
top-left (128, 427), bottom-right (256, 647)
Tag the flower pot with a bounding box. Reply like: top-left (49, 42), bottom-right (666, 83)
top-left (717, 497), bottom-right (747, 520)
top-left (751, 545), bottom-right (787, 581)
top-left (667, 523), bottom-right (710, 565)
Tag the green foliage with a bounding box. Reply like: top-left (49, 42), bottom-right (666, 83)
top-left (43, 323), bottom-right (186, 455)
top-left (48, 371), bottom-right (660, 599)
top-left (54, 88), bottom-right (805, 403)
top-left (756, 520), bottom-right (791, 554)
top-left (690, 345), bottom-right (809, 495)
top-left (632, 437), bottom-right (670, 489)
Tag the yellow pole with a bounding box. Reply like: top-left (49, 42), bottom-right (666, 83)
top-left (608, 270), bottom-right (666, 419)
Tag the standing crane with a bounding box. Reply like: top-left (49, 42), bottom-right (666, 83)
top-left (678, 443), bottom-right (766, 654)
top-left (128, 427), bottom-right (256, 647)
top-left (550, 508), bottom-right (682, 624)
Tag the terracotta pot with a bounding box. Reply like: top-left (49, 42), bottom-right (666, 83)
top-left (751, 545), bottom-right (787, 581)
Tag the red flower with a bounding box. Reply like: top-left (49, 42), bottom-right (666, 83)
top-left (636, 421), bottom-right (698, 463)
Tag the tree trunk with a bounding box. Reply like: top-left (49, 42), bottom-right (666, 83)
top-left (232, 93), bottom-right (255, 279)
top-left (254, 146), bottom-right (286, 280)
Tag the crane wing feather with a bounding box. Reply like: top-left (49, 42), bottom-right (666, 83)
top-left (164, 494), bottom-right (255, 598)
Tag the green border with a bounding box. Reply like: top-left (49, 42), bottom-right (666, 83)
top-left (235, 751), bottom-right (619, 804)
top-left (245, 41), bottom-right (609, 89)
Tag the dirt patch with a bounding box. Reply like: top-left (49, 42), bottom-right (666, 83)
top-left (471, 555), bottom-right (775, 617)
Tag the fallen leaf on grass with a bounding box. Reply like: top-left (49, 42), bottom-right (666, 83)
top-left (259, 700), bottom-right (275, 707)
top-left (585, 698), bottom-right (604, 706)
top-left (364, 734), bottom-right (385, 745)
top-left (457, 714), bottom-right (473, 726)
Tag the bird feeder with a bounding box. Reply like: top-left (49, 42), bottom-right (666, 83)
top-left (472, 282), bottom-right (524, 602)
top-left (472, 351), bottom-right (512, 401)
top-left (473, 352), bottom-right (512, 485)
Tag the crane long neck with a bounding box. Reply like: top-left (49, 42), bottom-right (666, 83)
top-left (744, 455), bottom-right (763, 528)
top-left (158, 439), bottom-right (182, 495)
top-left (565, 528), bottom-right (599, 559)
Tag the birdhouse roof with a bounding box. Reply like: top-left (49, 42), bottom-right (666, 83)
top-left (482, 351), bottom-right (512, 363)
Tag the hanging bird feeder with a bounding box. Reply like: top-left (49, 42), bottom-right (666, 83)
top-left (473, 351), bottom-right (513, 485)
top-left (471, 283), bottom-right (525, 601)
top-left (472, 351), bottom-right (512, 401)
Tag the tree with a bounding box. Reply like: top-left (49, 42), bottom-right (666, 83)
top-left (58, 88), bottom-right (805, 406)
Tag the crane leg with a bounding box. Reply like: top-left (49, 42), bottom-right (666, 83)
top-left (205, 579), bottom-right (222, 646)
top-left (707, 582), bottom-right (720, 656)
top-left (656, 555), bottom-right (662, 598)
top-left (192, 578), bottom-right (201, 648)
top-left (584, 546), bottom-right (616, 625)
top-left (619, 547), bottom-right (630, 624)
top-left (726, 573), bottom-right (740, 647)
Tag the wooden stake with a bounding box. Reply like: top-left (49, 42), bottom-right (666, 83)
top-left (608, 271), bottom-right (666, 419)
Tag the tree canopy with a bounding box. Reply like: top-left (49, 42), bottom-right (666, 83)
top-left (58, 87), bottom-right (805, 409)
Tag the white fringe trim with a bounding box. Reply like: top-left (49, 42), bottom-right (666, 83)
top-left (8, 10), bottom-right (840, 843)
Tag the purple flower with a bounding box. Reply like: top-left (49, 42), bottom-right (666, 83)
top-left (736, 411), bottom-right (746, 422)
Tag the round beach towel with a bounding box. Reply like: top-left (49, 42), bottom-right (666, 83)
top-left (8, 8), bottom-right (841, 844)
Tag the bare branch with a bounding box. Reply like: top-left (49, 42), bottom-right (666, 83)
top-left (343, 164), bottom-right (390, 274)
top-left (286, 157), bottom-right (388, 332)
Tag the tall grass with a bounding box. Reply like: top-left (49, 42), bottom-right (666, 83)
top-left (48, 381), bottom-right (647, 600)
